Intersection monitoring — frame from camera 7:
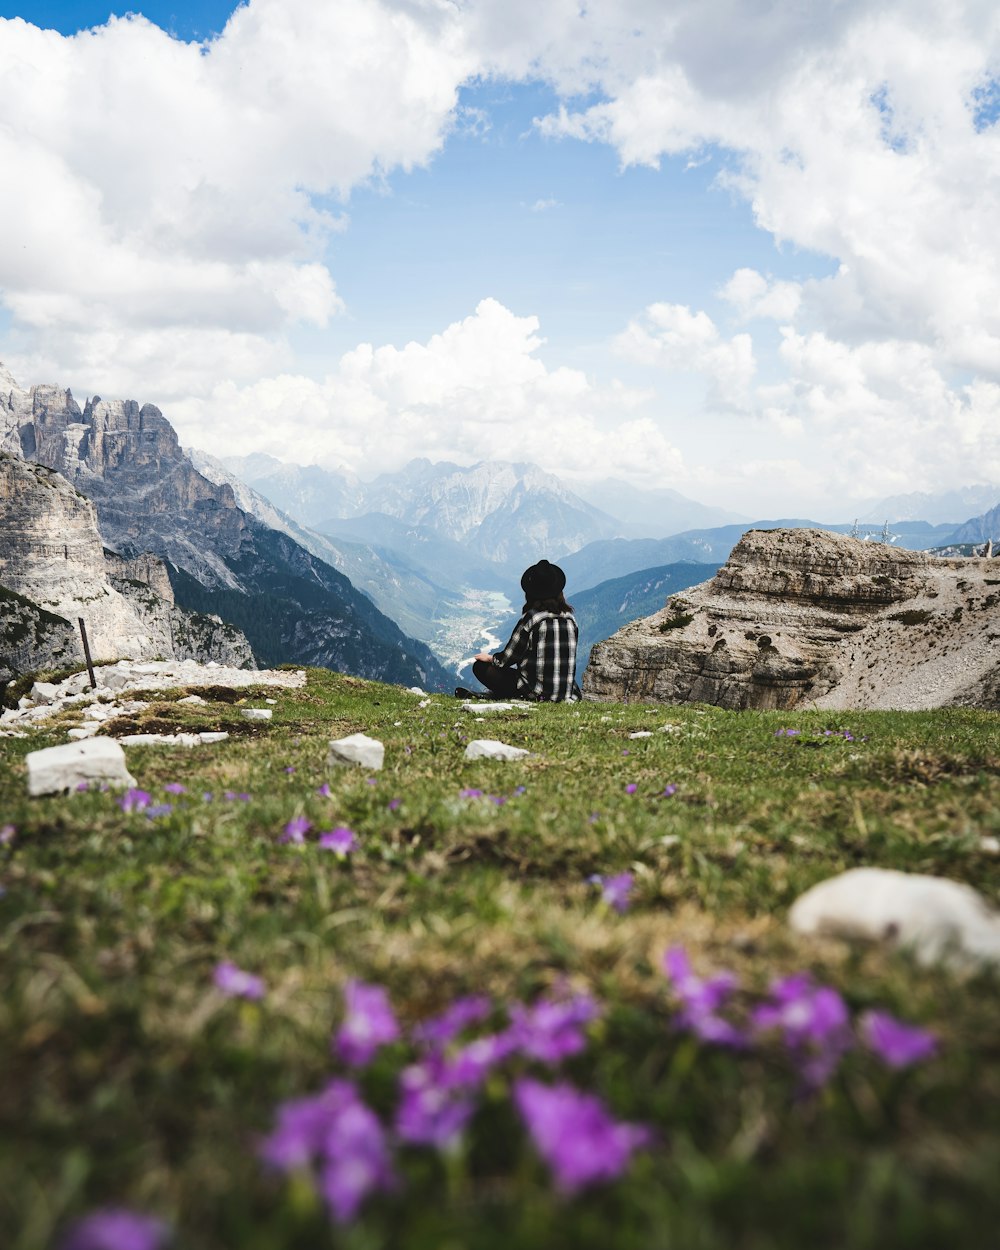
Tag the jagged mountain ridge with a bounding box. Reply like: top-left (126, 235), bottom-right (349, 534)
top-left (226, 453), bottom-right (623, 567)
top-left (0, 366), bottom-right (451, 690)
top-left (862, 485), bottom-right (1000, 526)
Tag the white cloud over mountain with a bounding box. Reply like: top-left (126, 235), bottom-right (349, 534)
top-left (175, 298), bottom-right (682, 485)
top-left (2, 0), bottom-right (1000, 511)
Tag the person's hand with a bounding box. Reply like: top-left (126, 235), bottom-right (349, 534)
top-left (474, 651), bottom-right (493, 663)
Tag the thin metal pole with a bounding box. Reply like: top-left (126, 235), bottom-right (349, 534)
top-left (77, 618), bottom-right (97, 690)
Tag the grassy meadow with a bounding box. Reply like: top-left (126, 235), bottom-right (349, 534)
top-left (1, 668), bottom-right (999, 1249)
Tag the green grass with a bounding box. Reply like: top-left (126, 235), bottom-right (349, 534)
top-left (2, 670), bottom-right (999, 1249)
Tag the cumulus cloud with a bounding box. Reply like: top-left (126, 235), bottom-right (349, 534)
top-left (0, 2), bottom-right (476, 396)
top-left (614, 302), bottom-right (755, 409)
top-left (171, 298), bottom-right (684, 485)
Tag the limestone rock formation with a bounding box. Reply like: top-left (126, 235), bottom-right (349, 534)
top-left (0, 453), bottom-right (254, 680)
top-left (2, 363), bottom-right (452, 690)
top-left (584, 528), bottom-right (1000, 710)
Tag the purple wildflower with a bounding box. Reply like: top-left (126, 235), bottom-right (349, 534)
top-left (280, 816), bottom-right (311, 845)
top-left (489, 794), bottom-right (507, 806)
top-left (751, 974), bottom-right (853, 1086)
top-left (224, 790), bottom-right (251, 802)
top-left (513, 785), bottom-right (526, 795)
top-left (588, 872), bottom-right (634, 913)
top-left (162, 783), bottom-right (186, 795)
top-left (507, 992), bottom-right (600, 1064)
top-left (0, 824), bottom-right (15, 845)
top-left (284, 766), bottom-right (296, 774)
top-left (335, 981), bottom-right (400, 1067)
top-left (318, 827), bottom-right (358, 856)
top-left (447, 1031), bottom-right (518, 1086)
top-left (260, 1079), bottom-right (394, 1224)
top-left (61, 1209), bottom-right (169, 1250)
top-left (514, 1078), bottom-right (651, 1194)
top-left (861, 1010), bottom-right (938, 1069)
top-left (365, 778), bottom-right (378, 786)
top-left (118, 788), bottom-right (151, 814)
top-left (396, 1058), bottom-right (476, 1149)
top-left (76, 781), bottom-right (90, 793)
top-left (659, 784), bottom-right (677, 798)
top-left (387, 798), bottom-right (401, 812)
top-left (144, 804), bottom-right (173, 820)
top-left (624, 783), bottom-right (638, 795)
top-left (412, 995), bottom-right (492, 1047)
top-left (317, 783), bottom-right (332, 798)
top-left (663, 947), bottom-right (746, 1048)
top-left (459, 787), bottom-right (483, 799)
top-left (214, 960), bottom-right (265, 1000)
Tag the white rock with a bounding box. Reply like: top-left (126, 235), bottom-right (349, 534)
top-left (461, 701), bottom-right (533, 713)
top-left (241, 708), bottom-right (272, 721)
top-left (328, 732), bottom-right (385, 770)
top-left (979, 836), bottom-right (1000, 855)
top-left (118, 731), bottom-right (230, 747)
top-left (67, 726), bottom-right (99, 740)
top-left (789, 867), bottom-right (1000, 967)
top-left (27, 738), bottom-right (136, 797)
top-left (418, 699), bottom-right (431, 708)
top-left (29, 681), bottom-right (61, 705)
top-left (407, 686), bottom-right (428, 695)
top-left (464, 739), bottom-right (530, 761)
top-left (178, 694), bottom-right (207, 705)
top-left (265, 698), bottom-right (277, 704)
top-left (628, 731), bottom-right (653, 739)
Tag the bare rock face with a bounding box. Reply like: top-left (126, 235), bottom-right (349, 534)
top-left (0, 454), bottom-right (254, 678)
top-left (584, 528), bottom-right (1000, 710)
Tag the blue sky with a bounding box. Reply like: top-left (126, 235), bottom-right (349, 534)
top-left (1, 2), bottom-right (998, 516)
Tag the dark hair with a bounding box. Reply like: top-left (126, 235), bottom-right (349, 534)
top-left (524, 591), bottom-right (574, 615)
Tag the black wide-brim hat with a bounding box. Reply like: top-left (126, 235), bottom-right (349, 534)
top-left (520, 559), bottom-right (566, 598)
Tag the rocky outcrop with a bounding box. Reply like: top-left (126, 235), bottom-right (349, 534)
top-left (584, 528), bottom-right (1000, 710)
top-left (1, 364), bottom-right (452, 690)
top-left (0, 453), bottom-right (254, 679)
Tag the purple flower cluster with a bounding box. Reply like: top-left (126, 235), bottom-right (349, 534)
top-left (117, 788), bottom-right (152, 814)
top-left (262, 980), bottom-right (638, 1224)
top-left (260, 1078), bottom-right (395, 1222)
top-left (319, 827), bottom-right (358, 855)
top-left (664, 947), bottom-right (937, 1086)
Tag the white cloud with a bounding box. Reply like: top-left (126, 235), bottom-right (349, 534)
top-left (614, 302), bottom-right (755, 409)
top-left (172, 298), bottom-right (684, 485)
top-left (0, 2), bottom-right (476, 396)
top-left (720, 269), bottom-right (801, 323)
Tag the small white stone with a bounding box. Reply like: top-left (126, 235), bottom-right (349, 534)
top-left (628, 731), bottom-right (653, 739)
top-left (67, 726), bottom-right (99, 740)
top-left (660, 835), bottom-right (681, 848)
top-left (199, 732), bottom-right (229, 744)
top-left (265, 698), bottom-right (277, 704)
top-left (241, 708), bottom-right (272, 721)
top-left (979, 836), bottom-right (1000, 855)
top-left (27, 738), bottom-right (136, 797)
top-left (29, 681), bottom-right (61, 705)
top-left (464, 739), bottom-right (530, 761)
top-left (407, 686), bottom-right (428, 695)
top-left (789, 867), bottom-right (1000, 967)
top-left (418, 699), bottom-right (431, 708)
top-left (462, 701), bottom-right (532, 713)
top-left (328, 732), bottom-right (385, 770)
top-left (177, 694), bottom-right (207, 705)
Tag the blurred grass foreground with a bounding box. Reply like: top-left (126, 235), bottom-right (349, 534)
top-left (1, 667), bottom-right (999, 1250)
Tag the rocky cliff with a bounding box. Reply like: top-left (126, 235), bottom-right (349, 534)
top-left (584, 528), bottom-right (1000, 711)
top-left (1, 365), bottom-right (451, 690)
top-left (0, 453), bottom-right (254, 680)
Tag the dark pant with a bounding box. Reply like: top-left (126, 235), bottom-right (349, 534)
top-left (472, 659), bottom-right (526, 699)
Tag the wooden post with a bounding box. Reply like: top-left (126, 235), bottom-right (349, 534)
top-left (77, 618), bottom-right (97, 690)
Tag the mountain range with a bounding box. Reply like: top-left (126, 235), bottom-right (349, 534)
top-left (0, 366), bottom-right (450, 690)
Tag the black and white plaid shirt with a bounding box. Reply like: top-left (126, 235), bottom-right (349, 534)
top-left (492, 609), bottom-right (580, 701)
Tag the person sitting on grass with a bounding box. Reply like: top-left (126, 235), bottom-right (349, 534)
top-left (456, 559), bottom-right (581, 702)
